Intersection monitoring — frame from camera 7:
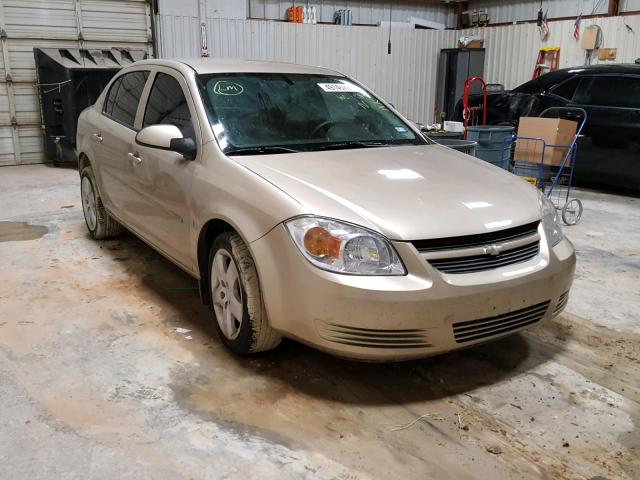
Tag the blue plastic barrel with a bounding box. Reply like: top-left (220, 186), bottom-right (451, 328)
top-left (466, 125), bottom-right (515, 169)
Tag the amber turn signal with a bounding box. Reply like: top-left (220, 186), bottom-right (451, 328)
top-left (303, 226), bottom-right (342, 258)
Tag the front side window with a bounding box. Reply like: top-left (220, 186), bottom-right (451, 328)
top-left (143, 72), bottom-right (195, 140)
top-left (550, 76), bottom-right (580, 101)
top-left (197, 73), bottom-right (425, 154)
top-left (104, 71), bottom-right (149, 128)
top-left (573, 76), bottom-right (640, 109)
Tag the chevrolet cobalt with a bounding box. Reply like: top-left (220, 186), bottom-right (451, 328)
top-left (76, 59), bottom-right (575, 360)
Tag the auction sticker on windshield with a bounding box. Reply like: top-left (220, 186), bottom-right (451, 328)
top-left (318, 83), bottom-right (365, 93)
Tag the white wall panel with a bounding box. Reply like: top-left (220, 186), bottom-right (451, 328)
top-left (205, 0), bottom-right (248, 19)
top-left (622, 0), bottom-right (640, 11)
top-left (80, 0), bottom-right (152, 43)
top-left (156, 15), bottom-right (201, 58)
top-left (0, 125), bottom-right (43, 166)
top-left (158, 11), bottom-right (640, 122)
top-left (158, 16), bottom-right (457, 123)
top-left (248, 0), bottom-right (453, 26)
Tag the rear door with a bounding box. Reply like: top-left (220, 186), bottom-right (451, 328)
top-left (565, 75), bottom-right (640, 189)
top-left (94, 70), bottom-right (149, 224)
top-left (129, 68), bottom-right (200, 269)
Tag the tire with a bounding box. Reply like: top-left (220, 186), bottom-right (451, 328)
top-left (80, 165), bottom-right (123, 239)
top-left (208, 232), bottom-right (281, 354)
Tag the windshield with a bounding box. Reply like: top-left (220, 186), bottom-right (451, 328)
top-left (197, 73), bottom-right (426, 154)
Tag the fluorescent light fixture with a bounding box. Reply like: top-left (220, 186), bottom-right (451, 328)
top-left (377, 169), bottom-right (423, 180)
top-left (484, 219), bottom-right (512, 229)
top-left (463, 201), bottom-right (493, 209)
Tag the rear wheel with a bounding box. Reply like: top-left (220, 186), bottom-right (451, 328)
top-left (209, 232), bottom-right (281, 354)
top-left (80, 166), bottom-right (123, 239)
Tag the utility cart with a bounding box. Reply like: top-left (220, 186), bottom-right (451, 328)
top-left (503, 107), bottom-right (587, 225)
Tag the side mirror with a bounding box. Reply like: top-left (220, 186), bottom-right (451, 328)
top-left (169, 138), bottom-right (197, 160)
top-left (135, 124), bottom-right (196, 160)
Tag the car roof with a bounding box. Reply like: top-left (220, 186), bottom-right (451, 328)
top-left (133, 58), bottom-right (343, 76)
top-left (559, 63), bottom-right (640, 75)
top-left (514, 63), bottom-right (640, 92)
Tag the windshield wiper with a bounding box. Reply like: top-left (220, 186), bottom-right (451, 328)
top-left (225, 146), bottom-right (299, 156)
top-left (311, 141), bottom-right (392, 152)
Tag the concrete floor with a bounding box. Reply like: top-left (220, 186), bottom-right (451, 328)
top-left (0, 164), bottom-right (638, 480)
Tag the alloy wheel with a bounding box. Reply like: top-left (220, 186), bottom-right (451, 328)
top-left (81, 176), bottom-right (97, 231)
top-left (210, 249), bottom-right (244, 340)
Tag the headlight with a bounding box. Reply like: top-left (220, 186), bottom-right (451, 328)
top-left (538, 190), bottom-right (563, 247)
top-left (284, 216), bottom-right (406, 275)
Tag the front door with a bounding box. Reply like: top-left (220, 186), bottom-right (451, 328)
top-left (128, 69), bottom-right (199, 269)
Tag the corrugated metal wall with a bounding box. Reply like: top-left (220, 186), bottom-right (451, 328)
top-left (158, 15), bottom-right (456, 123)
top-left (247, 0), bottom-right (453, 26)
top-left (461, 15), bottom-right (640, 89)
top-left (0, 0), bottom-right (152, 166)
top-left (158, 11), bottom-right (640, 124)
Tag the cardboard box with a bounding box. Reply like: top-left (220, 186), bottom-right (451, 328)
top-left (581, 26), bottom-right (599, 50)
top-left (514, 117), bottom-right (577, 167)
top-left (598, 48), bottom-right (617, 60)
top-left (458, 39), bottom-right (484, 48)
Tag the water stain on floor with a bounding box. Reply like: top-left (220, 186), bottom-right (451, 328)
top-left (0, 222), bottom-right (48, 242)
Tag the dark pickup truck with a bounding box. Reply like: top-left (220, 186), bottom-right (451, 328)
top-left (455, 64), bottom-right (640, 193)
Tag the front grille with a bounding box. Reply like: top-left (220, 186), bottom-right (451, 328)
top-left (553, 291), bottom-right (569, 315)
top-left (429, 241), bottom-right (539, 274)
top-left (452, 300), bottom-right (550, 343)
top-left (411, 221), bottom-right (540, 252)
top-left (318, 322), bottom-right (431, 349)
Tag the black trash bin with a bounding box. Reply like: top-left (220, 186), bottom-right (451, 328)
top-left (34, 48), bottom-right (148, 163)
top-left (433, 138), bottom-right (478, 156)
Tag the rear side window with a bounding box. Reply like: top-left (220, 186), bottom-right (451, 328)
top-left (550, 77), bottom-right (580, 101)
top-left (103, 71), bottom-right (149, 128)
top-left (573, 76), bottom-right (640, 109)
top-left (143, 73), bottom-right (195, 139)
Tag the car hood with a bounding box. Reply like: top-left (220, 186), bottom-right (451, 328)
top-left (233, 145), bottom-right (541, 241)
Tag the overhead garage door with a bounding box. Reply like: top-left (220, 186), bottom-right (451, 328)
top-left (0, 0), bottom-right (153, 166)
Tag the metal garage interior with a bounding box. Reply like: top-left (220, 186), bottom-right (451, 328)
top-left (0, 1), bottom-right (639, 479)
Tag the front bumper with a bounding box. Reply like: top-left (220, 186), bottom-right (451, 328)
top-left (250, 224), bottom-right (575, 361)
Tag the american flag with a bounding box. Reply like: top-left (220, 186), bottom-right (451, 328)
top-left (573, 14), bottom-right (582, 41)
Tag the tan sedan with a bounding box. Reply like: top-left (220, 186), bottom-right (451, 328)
top-left (76, 59), bottom-right (575, 361)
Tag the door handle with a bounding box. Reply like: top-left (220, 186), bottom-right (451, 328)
top-left (92, 133), bottom-right (103, 143)
top-left (128, 152), bottom-right (142, 165)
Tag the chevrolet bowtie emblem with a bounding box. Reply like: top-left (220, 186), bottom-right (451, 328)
top-left (483, 244), bottom-right (501, 256)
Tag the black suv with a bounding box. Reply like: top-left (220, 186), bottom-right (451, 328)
top-left (456, 65), bottom-right (640, 193)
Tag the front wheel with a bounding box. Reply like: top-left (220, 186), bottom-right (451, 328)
top-left (209, 232), bottom-right (281, 354)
